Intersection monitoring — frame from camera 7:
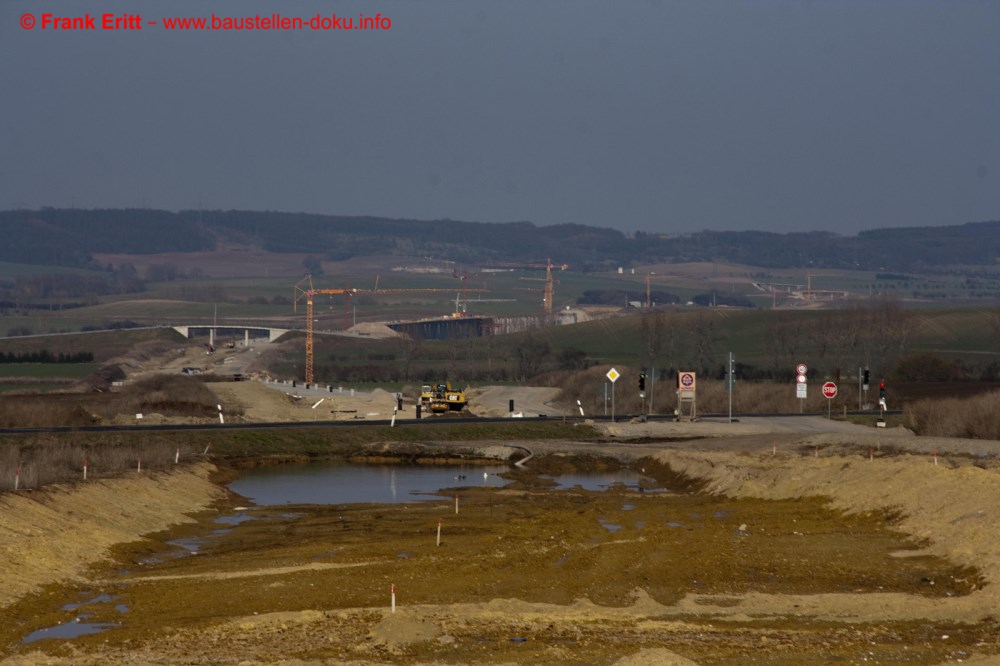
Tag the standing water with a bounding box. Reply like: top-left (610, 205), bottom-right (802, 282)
top-left (228, 461), bottom-right (511, 505)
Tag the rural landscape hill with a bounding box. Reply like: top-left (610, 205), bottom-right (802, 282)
top-left (2, 208), bottom-right (999, 273)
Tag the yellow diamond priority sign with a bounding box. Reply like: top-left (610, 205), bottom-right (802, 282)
top-left (606, 368), bottom-right (620, 383)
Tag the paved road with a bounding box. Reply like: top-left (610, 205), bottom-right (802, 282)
top-left (698, 415), bottom-right (883, 434)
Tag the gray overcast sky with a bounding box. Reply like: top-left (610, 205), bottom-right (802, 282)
top-left (1, 0), bottom-right (998, 235)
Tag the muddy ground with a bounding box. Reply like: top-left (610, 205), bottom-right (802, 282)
top-left (2, 424), bottom-right (1000, 664)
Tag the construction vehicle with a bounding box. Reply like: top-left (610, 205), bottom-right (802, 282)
top-left (419, 385), bottom-right (434, 409)
top-left (421, 382), bottom-right (468, 413)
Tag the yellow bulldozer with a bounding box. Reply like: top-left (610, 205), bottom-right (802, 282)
top-left (420, 382), bottom-right (468, 414)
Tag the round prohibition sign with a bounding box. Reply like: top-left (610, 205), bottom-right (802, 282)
top-left (796, 364), bottom-right (807, 376)
top-left (822, 382), bottom-right (838, 399)
top-left (679, 373), bottom-right (695, 388)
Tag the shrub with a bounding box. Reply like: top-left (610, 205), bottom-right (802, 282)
top-left (904, 391), bottom-right (1000, 439)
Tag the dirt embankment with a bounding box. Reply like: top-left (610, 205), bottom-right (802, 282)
top-left (0, 463), bottom-right (225, 607)
top-left (637, 429), bottom-right (1000, 625)
top-left (4, 425), bottom-right (1000, 664)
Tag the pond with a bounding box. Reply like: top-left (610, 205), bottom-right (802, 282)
top-left (228, 461), bottom-right (655, 505)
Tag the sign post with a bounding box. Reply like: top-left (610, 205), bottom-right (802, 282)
top-left (676, 371), bottom-right (697, 421)
top-left (822, 381), bottom-right (838, 419)
top-left (796, 364), bottom-right (807, 412)
top-left (606, 368), bottom-right (620, 422)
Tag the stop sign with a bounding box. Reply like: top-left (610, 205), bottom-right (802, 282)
top-left (822, 381), bottom-right (838, 399)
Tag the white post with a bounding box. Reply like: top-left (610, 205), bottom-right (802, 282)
top-left (391, 407), bottom-right (397, 428)
top-left (728, 352), bottom-right (734, 424)
top-left (649, 367), bottom-right (655, 416)
top-left (84, 459), bottom-right (88, 480)
top-left (858, 366), bottom-right (863, 411)
top-left (217, 404), bottom-right (224, 424)
top-left (436, 518), bottom-right (442, 546)
top-left (391, 584), bottom-right (396, 613)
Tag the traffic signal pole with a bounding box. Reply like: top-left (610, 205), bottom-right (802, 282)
top-left (638, 370), bottom-right (646, 417)
top-left (858, 367), bottom-right (863, 411)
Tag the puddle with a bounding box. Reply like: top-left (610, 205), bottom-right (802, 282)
top-left (667, 521), bottom-right (684, 528)
top-left (215, 513), bottom-right (257, 526)
top-left (167, 537), bottom-right (205, 554)
top-left (622, 504), bottom-right (635, 510)
top-left (542, 471), bottom-right (652, 492)
top-left (62, 594), bottom-right (115, 612)
top-left (598, 517), bottom-right (622, 533)
top-left (23, 621), bottom-right (119, 644)
top-left (141, 533), bottom-right (218, 564)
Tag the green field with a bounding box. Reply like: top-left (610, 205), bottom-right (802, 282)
top-left (0, 363), bottom-right (96, 379)
top-left (0, 363), bottom-right (97, 393)
top-left (2, 255), bottom-right (999, 390)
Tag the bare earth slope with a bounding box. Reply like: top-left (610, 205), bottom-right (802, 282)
top-left (3, 421), bottom-right (1000, 664)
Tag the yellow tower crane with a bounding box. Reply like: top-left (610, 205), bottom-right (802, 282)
top-left (293, 275), bottom-right (358, 384)
top-left (292, 276), bottom-right (487, 384)
top-left (482, 258), bottom-right (568, 317)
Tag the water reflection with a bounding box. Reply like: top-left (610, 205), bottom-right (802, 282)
top-left (229, 461), bottom-right (511, 506)
top-left (541, 470), bottom-right (652, 492)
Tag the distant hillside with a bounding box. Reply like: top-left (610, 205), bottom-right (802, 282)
top-left (1, 208), bottom-right (998, 274)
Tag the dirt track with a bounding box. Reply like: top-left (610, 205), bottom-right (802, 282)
top-left (3, 421), bottom-right (1000, 664)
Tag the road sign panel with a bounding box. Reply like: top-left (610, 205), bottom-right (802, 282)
top-left (606, 368), bottom-right (620, 383)
top-left (796, 364), bottom-right (807, 375)
top-left (796, 383), bottom-right (807, 399)
top-left (822, 381), bottom-right (838, 399)
top-left (678, 372), bottom-right (696, 391)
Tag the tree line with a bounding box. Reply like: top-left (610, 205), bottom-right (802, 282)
top-left (0, 350), bottom-right (94, 363)
top-left (3, 208), bottom-right (998, 275)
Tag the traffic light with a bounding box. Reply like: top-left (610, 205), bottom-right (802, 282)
top-left (879, 381), bottom-right (886, 399)
top-left (863, 368), bottom-right (870, 387)
top-left (638, 371), bottom-right (646, 392)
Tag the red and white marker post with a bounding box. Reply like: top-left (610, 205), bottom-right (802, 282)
top-left (391, 583), bottom-right (396, 613)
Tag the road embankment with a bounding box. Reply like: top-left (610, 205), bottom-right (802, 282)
top-left (0, 462), bottom-right (225, 607)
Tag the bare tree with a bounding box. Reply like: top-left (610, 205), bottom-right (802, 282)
top-left (514, 331), bottom-right (551, 380)
top-left (690, 313), bottom-right (721, 374)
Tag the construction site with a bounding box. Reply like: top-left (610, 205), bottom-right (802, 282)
top-left (289, 259), bottom-right (571, 384)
